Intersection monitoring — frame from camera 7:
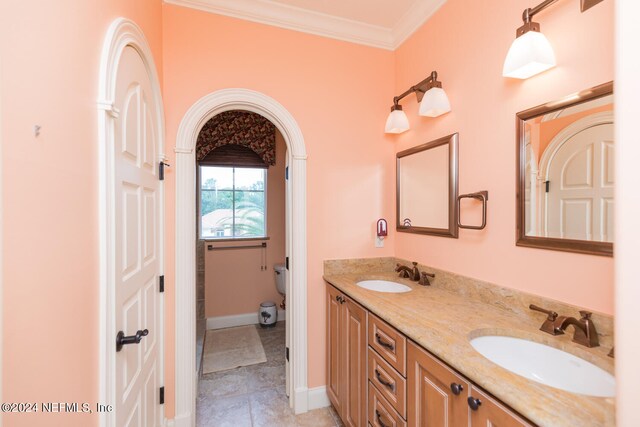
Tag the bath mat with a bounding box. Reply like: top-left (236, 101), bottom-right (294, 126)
top-left (202, 325), bottom-right (266, 374)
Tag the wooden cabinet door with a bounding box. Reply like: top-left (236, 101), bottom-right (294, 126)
top-left (469, 386), bottom-right (533, 427)
top-left (343, 297), bottom-right (368, 427)
top-left (326, 285), bottom-right (343, 413)
top-left (407, 342), bottom-right (470, 427)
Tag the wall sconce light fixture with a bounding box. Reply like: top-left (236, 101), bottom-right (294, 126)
top-left (503, 0), bottom-right (605, 79)
top-left (384, 71), bottom-right (451, 134)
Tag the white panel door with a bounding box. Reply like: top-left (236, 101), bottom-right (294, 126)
top-left (114, 46), bottom-right (161, 427)
top-left (546, 123), bottom-right (614, 241)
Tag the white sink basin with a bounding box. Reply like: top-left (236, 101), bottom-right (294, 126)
top-left (356, 280), bottom-right (411, 293)
top-left (470, 335), bottom-right (615, 397)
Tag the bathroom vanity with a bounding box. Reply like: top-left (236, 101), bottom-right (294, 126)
top-left (324, 258), bottom-right (615, 427)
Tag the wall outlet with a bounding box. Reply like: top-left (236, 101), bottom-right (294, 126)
top-left (375, 236), bottom-right (384, 248)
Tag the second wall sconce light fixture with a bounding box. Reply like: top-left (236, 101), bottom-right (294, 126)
top-left (503, 0), bottom-right (605, 79)
top-left (385, 71), bottom-right (451, 134)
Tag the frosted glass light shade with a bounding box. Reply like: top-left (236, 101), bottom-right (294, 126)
top-left (503, 31), bottom-right (556, 79)
top-left (385, 109), bottom-right (410, 134)
top-left (419, 87), bottom-right (451, 117)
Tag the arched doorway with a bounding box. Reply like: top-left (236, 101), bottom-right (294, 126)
top-left (173, 89), bottom-right (308, 426)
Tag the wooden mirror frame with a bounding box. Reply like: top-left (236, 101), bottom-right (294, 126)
top-left (516, 81), bottom-right (613, 257)
top-left (396, 133), bottom-right (459, 238)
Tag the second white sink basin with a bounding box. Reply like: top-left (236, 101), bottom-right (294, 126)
top-left (470, 335), bottom-right (615, 397)
top-left (356, 280), bottom-right (411, 293)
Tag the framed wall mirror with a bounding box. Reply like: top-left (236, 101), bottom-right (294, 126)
top-left (516, 82), bottom-right (614, 256)
top-left (397, 133), bottom-right (459, 237)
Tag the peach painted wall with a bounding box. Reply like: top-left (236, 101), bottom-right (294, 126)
top-left (0, 1), bottom-right (163, 426)
top-left (161, 3), bottom-right (396, 391)
top-left (204, 132), bottom-right (286, 318)
top-left (392, 0), bottom-right (614, 314)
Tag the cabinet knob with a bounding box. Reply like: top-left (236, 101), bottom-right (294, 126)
top-left (450, 382), bottom-right (464, 395)
top-left (467, 396), bottom-right (482, 411)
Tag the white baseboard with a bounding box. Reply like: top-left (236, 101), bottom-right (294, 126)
top-left (170, 412), bottom-right (190, 427)
top-left (308, 386), bottom-right (330, 411)
top-left (206, 310), bottom-right (286, 330)
top-left (293, 386), bottom-right (308, 414)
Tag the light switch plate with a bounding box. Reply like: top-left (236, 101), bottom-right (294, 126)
top-left (375, 236), bottom-right (384, 248)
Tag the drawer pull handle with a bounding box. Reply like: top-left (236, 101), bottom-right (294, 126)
top-left (375, 409), bottom-right (390, 427)
top-left (375, 369), bottom-right (395, 392)
top-left (375, 333), bottom-right (395, 351)
top-left (450, 382), bottom-right (464, 396)
top-left (467, 396), bottom-right (482, 411)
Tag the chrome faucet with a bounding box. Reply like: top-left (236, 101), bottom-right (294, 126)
top-left (395, 262), bottom-right (420, 281)
top-left (554, 311), bottom-right (599, 348)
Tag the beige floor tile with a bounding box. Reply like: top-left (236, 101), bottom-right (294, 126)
top-left (328, 404), bottom-right (345, 427)
top-left (249, 388), bottom-right (297, 427)
top-left (196, 394), bottom-right (252, 427)
top-left (245, 364), bottom-right (286, 392)
top-left (199, 368), bottom-right (249, 399)
top-left (197, 321), bottom-right (292, 426)
top-left (295, 407), bottom-right (338, 427)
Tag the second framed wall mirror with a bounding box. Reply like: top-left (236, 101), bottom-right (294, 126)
top-left (397, 133), bottom-right (459, 237)
top-left (516, 82), bottom-right (614, 256)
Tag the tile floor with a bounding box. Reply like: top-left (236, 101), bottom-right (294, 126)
top-left (197, 321), bottom-right (343, 427)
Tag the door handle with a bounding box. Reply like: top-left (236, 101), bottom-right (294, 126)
top-left (116, 329), bottom-right (149, 352)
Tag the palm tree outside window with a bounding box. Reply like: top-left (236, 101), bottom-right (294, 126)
top-left (199, 166), bottom-right (266, 239)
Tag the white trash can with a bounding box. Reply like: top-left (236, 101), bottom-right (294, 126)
top-left (259, 301), bottom-right (277, 328)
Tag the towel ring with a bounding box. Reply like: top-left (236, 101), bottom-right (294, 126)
top-left (457, 191), bottom-right (488, 230)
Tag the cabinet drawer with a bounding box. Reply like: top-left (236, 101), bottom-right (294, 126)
top-left (369, 382), bottom-right (407, 427)
top-left (368, 348), bottom-right (406, 418)
top-left (368, 314), bottom-right (406, 376)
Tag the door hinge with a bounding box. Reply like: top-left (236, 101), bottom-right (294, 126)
top-left (159, 275), bottom-right (165, 293)
top-left (159, 386), bottom-right (165, 405)
top-left (545, 180), bottom-right (550, 193)
top-left (285, 257), bottom-right (289, 270)
top-left (285, 166), bottom-right (289, 180)
top-left (285, 347), bottom-right (290, 362)
top-left (159, 161), bottom-right (170, 181)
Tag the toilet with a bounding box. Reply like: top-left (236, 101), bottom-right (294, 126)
top-left (274, 264), bottom-right (286, 310)
top-left (274, 264), bottom-right (286, 295)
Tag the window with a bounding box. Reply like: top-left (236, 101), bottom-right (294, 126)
top-left (199, 166), bottom-right (266, 239)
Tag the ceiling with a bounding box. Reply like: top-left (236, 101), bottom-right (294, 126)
top-left (164, 0), bottom-right (447, 50)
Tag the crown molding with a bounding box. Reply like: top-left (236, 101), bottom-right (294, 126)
top-left (391, 0), bottom-right (447, 49)
top-left (164, 0), bottom-right (447, 51)
top-left (164, 0), bottom-right (394, 49)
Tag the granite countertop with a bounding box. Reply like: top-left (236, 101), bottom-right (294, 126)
top-left (324, 266), bottom-right (615, 427)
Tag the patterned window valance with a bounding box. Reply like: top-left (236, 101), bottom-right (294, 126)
top-left (196, 110), bottom-right (276, 166)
